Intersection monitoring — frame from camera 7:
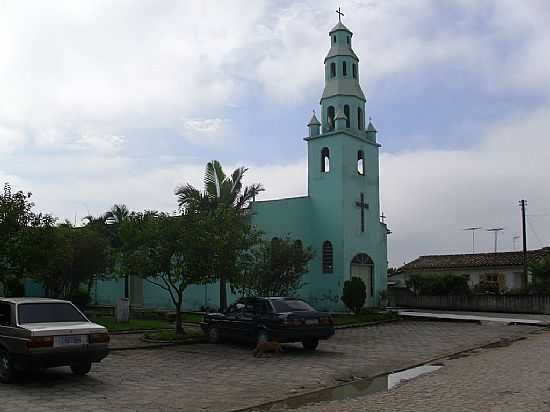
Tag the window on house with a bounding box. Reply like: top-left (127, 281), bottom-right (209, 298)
top-left (357, 151), bottom-right (365, 175)
top-left (327, 106), bottom-right (335, 131)
top-left (322, 241), bottom-right (334, 273)
top-left (343, 61), bottom-right (347, 76)
top-left (344, 105), bottom-right (350, 128)
top-left (321, 147), bottom-right (330, 173)
top-left (357, 107), bottom-right (363, 130)
top-left (352, 64), bottom-right (357, 79)
top-left (330, 62), bottom-right (336, 78)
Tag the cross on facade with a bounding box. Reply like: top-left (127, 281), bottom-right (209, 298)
top-left (336, 7), bottom-right (344, 22)
top-left (355, 193), bottom-right (369, 232)
top-left (380, 212), bottom-right (387, 223)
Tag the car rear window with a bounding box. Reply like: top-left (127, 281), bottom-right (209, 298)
top-left (17, 303), bottom-right (87, 324)
top-left (271, 299), bottom-right (314, 313)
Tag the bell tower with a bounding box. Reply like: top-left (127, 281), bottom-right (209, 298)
top-left (305, 12), bottom-right (387, 305)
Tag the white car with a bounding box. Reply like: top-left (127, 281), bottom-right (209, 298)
top-left (0, 297), bottom-right (109, 383)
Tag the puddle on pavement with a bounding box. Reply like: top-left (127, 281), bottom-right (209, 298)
top-left (246, 364), bottom-right (442, 411)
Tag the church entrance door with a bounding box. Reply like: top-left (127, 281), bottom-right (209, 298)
top-left (350, 254), bottom-right (374, 302)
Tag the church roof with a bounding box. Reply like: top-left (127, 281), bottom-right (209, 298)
top-left (308, 113), bottom-right (321, 126)
top-left (324, 45), bottom-right (359, 62)
top-left (329, 21), bottom-right (352, 34)
top-left (321, 79), bottom-right (366, 102)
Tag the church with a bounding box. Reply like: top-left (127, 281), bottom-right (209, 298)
top-left (249, 18), bottom-right (388, 310)
top-left (81, 17), bottom-right (389, 312)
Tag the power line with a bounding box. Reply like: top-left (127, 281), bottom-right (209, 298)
top-left (526, 217), bottom-right (544, 248)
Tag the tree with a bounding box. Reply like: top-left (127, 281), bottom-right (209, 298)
top-left (23, 223), bottom-right (111, 299)
top-left (174, 160), bottom-right (264, 310)
top-left (233, 236), bottom-right (313, 297)
top-left (341, 277), bottom-right (366, 314)
top-left (118, 211), bottom-right (215, 336)
top-left (530, 256), bottom-right (550, 294)
top-left (0, 182), bottom-right (54, 295)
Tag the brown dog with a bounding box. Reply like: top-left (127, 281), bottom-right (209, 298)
top-left (253, 340), bottom-right (284, 357)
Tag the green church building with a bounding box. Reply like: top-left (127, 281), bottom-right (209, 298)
top-left (249, 19), bottom-right (388, 310)
top-left (31, 18), bottom-right (388, 312)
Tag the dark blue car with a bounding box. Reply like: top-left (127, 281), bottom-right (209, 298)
top-left (200, 297), bottom-right (335, 350)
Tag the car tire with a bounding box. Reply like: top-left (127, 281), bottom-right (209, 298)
top-left (302, 338), bottom-right (319, 351)
top-left (208, 326), bottom-right (221, 344)
top-left (0, 350), bottom-right (15, 384)
top-left (70, 362), bottom-right (92, 376)
top-left (257, 330), bottom-right (270, 345)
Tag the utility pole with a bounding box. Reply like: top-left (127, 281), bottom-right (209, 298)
top-left (464, 227), bottom-right (482, 253)
top-left (486, 228), bottom-right (504, 253)
top-left (519, 199), bottom-right (528, 288)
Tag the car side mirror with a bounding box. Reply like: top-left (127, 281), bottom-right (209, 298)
top-left (235, 303), bottom-right (245, 310)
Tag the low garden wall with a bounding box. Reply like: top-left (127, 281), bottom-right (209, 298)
top-left (389, 288), bottom-right (550, 314)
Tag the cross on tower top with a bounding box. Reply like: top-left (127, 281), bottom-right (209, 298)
top-left (336, 7), bottom-right (344, 22)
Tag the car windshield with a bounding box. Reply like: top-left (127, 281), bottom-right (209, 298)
top-left (271, 299), bottom-right (314, 313)
top-left (18, 303), bottom-right (87, 324)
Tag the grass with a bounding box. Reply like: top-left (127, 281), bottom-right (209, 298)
top-left (94, 312), bottom-right (204, 332)
top-left (144, 329), bottom-right (207, 343)
top-left (332, 310), bottom-right (400, 326)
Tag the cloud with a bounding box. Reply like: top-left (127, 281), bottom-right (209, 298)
top-left (180, 118), bottom-right (229, 145)
top-left (380, 107), bottom-right (550, 266)
top-left (0, 125), bottom-right (26, 154)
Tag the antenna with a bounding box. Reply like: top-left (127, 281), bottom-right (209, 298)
top-left (464, 227), bottom-right (482, 253)
top-left (512, 234), bottom-right (521, 251)
top-left (486, 227), bottom-right (504, 253)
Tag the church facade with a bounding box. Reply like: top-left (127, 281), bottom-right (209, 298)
top-left (249, 20), bottom-right (388, 310)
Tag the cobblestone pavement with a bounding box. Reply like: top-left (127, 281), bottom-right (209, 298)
top-left (0, 321), bottom-right (538, 412)
top-left (282, 328), bottom-right (550, 412)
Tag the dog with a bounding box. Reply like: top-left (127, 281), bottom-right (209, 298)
top-left (253, 340), bottom-right (284, 357)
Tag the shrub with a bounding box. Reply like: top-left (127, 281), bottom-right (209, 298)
top-left (341, 277), bottom-right (366, 314)
top-left (70, 288), bottom-right (91, 309)
top-left (4, 278), bottom-right (25, 297)
top-left (406, 273), bottom-right (471, 296)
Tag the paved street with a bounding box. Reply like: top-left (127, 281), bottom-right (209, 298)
top-left (0, 321), bottom-right (538, 411)
top-left (283, 328), bottom-right (550, 412)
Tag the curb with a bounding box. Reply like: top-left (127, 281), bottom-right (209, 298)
top-left (334, 318), bottom-right (401, 329)
top-left (108, 322), bottom-right (201, 335)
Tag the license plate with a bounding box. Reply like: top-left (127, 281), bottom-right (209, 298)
top-left (305, 319), bottom-right (319, 325)
top-left (54, 335), bottom-right (87, 347)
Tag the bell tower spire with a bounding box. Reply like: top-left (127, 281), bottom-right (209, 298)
top-left (320, 13), bottom-right (366, 134)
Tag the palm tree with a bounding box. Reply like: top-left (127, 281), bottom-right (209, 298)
top-left (174, 160), bottom-right (264, 310)
top-left (105, 204), bottom-right (130, 224)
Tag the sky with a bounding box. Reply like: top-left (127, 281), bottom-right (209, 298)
top-left (1, 0), bottom-right (549, 267)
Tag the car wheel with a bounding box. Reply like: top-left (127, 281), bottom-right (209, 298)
top-left (0, 350), bottom-right (15, 384)
top-left (257, 330), bottom-right (270, 345)
top-left (70, 362), bottom-right (92, 376)
top-left (208, 326), bottom-right (221, 344)
top-left (302, 338), bottom-right (319, 351)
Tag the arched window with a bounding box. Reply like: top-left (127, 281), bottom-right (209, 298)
top-left (347, 36), bottom-right (350, 45)
top-left (321, 147), bottom-right (330, 173)
top-left (333, 35), bottom-right (336, 44)
top-left (327, 106), bottom-right (335, 131)
top-left (344, 105), bottom-right (350, 128)
top-left (322, 241), bottom-right (334, 273)
top-left (330, 62), bottom-right (336, 78)
top-left (357, 150), bottom-right (365, 175)
top-left (352, 63), bottom-right (357, 79)
top-left (357, 107), bottom-right (363, 130)
top-left (342, 61), bottom-right (347, 76)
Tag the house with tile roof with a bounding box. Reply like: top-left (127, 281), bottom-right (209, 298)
top-left (391, 247), bottom-right (550, 291)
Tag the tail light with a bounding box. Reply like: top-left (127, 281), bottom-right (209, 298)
top-left (27, 336), bottom-right (54, 349)
top-left (89, 333), bottom-right (110, 344)
top-left (320, 317), bottom-right (333, 325)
